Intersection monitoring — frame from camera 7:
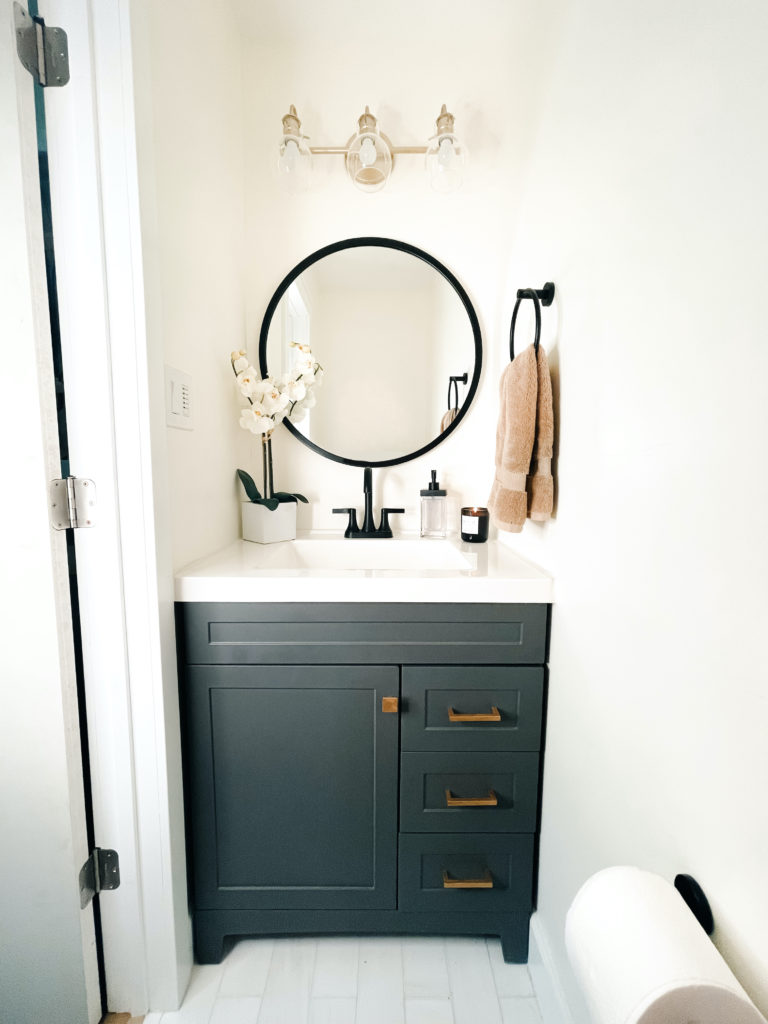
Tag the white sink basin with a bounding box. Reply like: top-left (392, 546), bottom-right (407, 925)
top-left (175, 533), bottom-right (553, 604)
top-left (253, 537), bottom-right (472, 572)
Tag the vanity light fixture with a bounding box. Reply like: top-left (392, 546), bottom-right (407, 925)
top-left (276, 105), bottom-right (313, 193)
top-left (277, 104), bottom-right (466, 194)
top-left (425, 104), bottom-right (467, 194)
top-left (345, 107), bottom-right (393, 193)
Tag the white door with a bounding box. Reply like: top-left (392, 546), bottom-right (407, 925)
top-left (0, 2), bottom-right (100, 1021)
top-left (36, 0), bottom-right (192, 1011)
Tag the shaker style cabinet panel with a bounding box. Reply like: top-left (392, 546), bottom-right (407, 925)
top-left (398, 833), bottom-right (536, 912)
top-left (177, 602), bottom-right (549, 965)
top-left (184, 665), bottom-right (399, 911)
top-left (400, 751), bottom-right (540, 833)
top-left (179, 601), bottom-right (548, 665)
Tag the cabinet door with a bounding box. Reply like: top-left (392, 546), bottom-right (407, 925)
top-left (185, 665), bottom-right (399, 910)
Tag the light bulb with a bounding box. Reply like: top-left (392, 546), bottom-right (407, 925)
top-left (437, 136), bottom-right (455, 170)
top-left (276, 135), bottom-right (312, 192)
top-left (278, 138), bottom-right (299, 175)
top-left (425, 105), bottom-right (466, 194)
top-left (345, 107), bottom-right (393, 193)
top-left (359, 136), bottom-right (377, 168)
top-left (276, 105), bottom-right (313, 193)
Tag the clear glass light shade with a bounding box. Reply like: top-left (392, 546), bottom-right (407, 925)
top-left (276, 134), bottom-right (313, 193)
top-left (425, 132), bottom-right (466, 194)
top-left (345, 131), bottom-right (392, 193)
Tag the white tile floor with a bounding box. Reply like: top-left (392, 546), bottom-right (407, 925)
top-left (146, 936), bottom-right (542, 1024)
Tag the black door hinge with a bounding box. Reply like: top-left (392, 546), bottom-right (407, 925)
top-left (79, 848), bottom-right (120, 909)
top-left (14, 2), bottom-right (69, 87)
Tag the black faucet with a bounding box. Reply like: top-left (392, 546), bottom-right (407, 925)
top-left (333, 467), bottom-right (404, 538)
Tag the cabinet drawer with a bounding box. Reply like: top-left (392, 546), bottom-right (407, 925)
top-left (402, 667), bottom-right (544, 751)
top-left (400, 752), bottom-right (539, 833)
top-left (177, 602), bottom-right (548, 665)
top-left (398, 834), bottom-right (534, 913)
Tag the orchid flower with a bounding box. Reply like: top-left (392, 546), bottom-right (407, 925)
top-left (283, 378), bottom-right (307, 403)
top-left (239, 406), bottom-right (275, 435)
top-left (236, 369), bottom-right (262, 397)
top-left (260, 387), bottom-right (292, 418)
top-left (230, 346), bottom-right (323, 501)
top-left (231, 350), bottom-right (250, 373)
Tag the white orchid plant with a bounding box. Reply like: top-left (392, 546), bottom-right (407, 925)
top-left (230, 345), bottom-right (323, 510)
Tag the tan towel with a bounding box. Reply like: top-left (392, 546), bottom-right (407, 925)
top-left (527, 345), bottom-right (554, 521)
top-left (488, 345), bottom-right (538, 532)
top-left (440, 407), bottom-right (458, 432)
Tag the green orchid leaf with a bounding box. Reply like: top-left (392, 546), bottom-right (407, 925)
top-left (237, 468), bottom-right (262, 503)
top-left (273, 491), bottom-right (309, 504)
top-left (258, 497), bottom-right (280, 511)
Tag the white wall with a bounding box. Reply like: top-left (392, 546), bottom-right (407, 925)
top-left (134, 0), bottom-right (250, 572)
top-left (239, 0), bottom-right (555, 532)
top-left (133, 0), bottom-right (768, 1015)
top-left (504, 2), bottom-right (768, 1018)
top-left (130, 0), bottom-right (253, 1006)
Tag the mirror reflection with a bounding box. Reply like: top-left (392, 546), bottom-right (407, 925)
top-left (260, 240), bottom-right (481, 466)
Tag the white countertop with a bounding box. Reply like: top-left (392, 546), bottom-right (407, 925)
top-left (174, 533), bottom-right (553, 603)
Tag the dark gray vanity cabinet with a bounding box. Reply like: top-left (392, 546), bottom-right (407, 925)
top-left (176, 602), bottom-right (549, 964)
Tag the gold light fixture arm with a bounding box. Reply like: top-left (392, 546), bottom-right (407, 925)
top-left (309, 146), bottom-right (427, 154)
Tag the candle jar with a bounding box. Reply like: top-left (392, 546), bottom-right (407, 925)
top-left (460, 506), bottom-right (489, 543)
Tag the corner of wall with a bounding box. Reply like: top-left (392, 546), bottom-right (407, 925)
top-left (528, 914), bottom-right (577, 1024)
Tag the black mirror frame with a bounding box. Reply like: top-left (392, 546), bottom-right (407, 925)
top-left (258, 236), bottom-right (482, 469)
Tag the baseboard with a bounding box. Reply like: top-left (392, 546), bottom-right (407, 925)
top-left (528, 913), bottom-right (576, 1024)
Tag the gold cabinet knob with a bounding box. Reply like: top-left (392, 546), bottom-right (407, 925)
top-left (381, 697), bottom-right (399, 713)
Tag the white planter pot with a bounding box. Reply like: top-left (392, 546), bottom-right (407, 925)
top-left (241, 501), bottom-right (297, 544)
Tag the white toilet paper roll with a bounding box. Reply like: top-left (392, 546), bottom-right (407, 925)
top-left (565, 867), bottom-right (766, 1024)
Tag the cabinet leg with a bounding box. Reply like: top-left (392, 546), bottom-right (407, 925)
top-left (194, 920), bottom-right (226, 965)
top-left (500, 929), bottom-right (528, 964)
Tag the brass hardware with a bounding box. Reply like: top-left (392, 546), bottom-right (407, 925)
top-left (283, 105), bottom-right (464, 193)
top-left (442, 869), bottom-right (494, 889)
top-left (447, 706), bottom-right (501, 723)
top-left (445, 789), bottom-right (498, 807)
top-left (382, 697), bottom-right (399, 714)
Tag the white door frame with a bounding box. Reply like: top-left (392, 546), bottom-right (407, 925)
top-left (39, 0), bottom-right (192, 1012)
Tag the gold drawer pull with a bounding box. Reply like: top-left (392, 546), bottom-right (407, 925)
top-left (448, 706), bottom-right (501, 723)
top-left (442, 869), bottom-right (494, 889)
top-left (445, 788), bottom-right (498, 807)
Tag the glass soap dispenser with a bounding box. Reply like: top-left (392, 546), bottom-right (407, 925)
top-left (420, 470), bottom-right (447, 538)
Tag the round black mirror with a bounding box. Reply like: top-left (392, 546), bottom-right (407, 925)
top-left (258, 237), bottom-right (482, 468)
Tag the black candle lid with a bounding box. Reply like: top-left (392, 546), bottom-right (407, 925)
top-left (420, 469), bottom-right (446, 496)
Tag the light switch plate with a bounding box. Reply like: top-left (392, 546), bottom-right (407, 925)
top-left (165, 365), bottom-right (193, 430)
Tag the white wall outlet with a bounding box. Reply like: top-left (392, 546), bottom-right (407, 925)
top-left (165, 366), bottom-right (193, 430)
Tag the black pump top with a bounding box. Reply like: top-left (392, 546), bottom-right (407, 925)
top-left (420, 469), bottom-right (446, 497)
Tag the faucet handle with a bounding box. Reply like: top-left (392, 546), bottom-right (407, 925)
top-left (332, 507), bottom-right (359, 538)
top-left (378, 508), bottom-right (405, 538)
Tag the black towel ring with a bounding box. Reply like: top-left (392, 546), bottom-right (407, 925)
top-left (509, 282), bottom-right (555, 360)
top-left (447, 372), bottom-right (468, 413)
